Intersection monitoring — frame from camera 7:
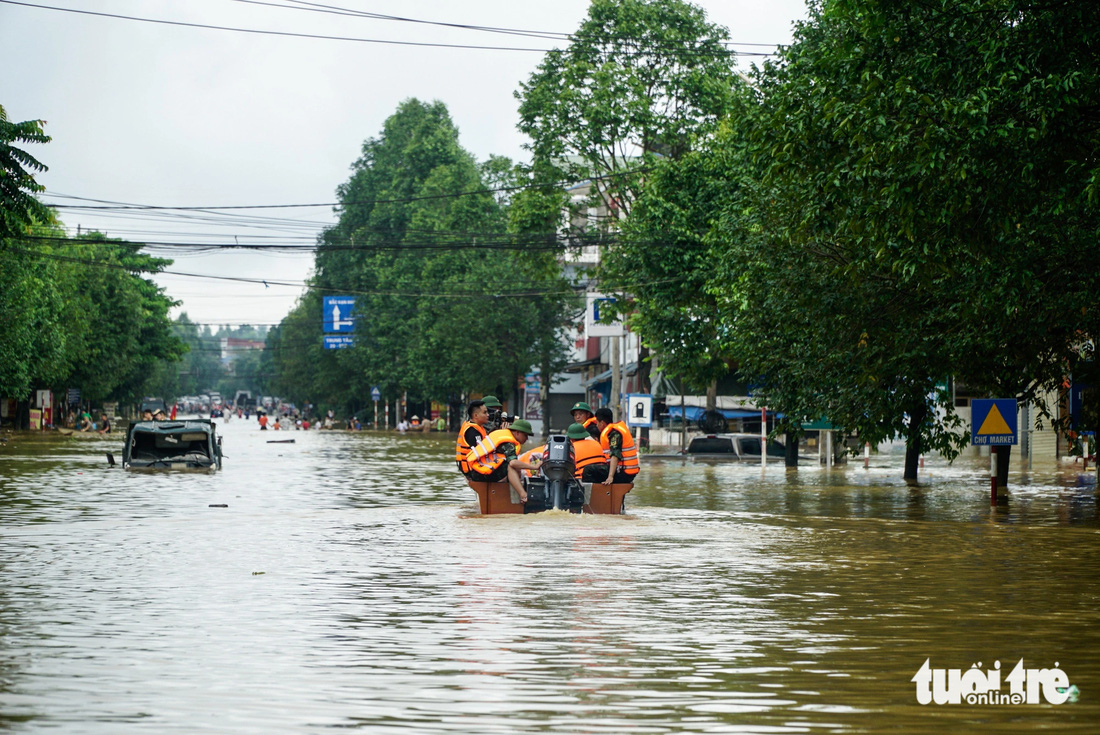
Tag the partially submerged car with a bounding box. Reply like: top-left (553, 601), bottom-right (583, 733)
top-left (123, 419), bottom-right (222, 471)
top-left (686, 432), bottom-right (789, 460)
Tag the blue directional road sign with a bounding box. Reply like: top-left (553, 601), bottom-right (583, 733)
top-left (371, 386), bottom-right (381, 401)
top-left (971, 398), bottom-right (1018, 445)
top-left (323, 335), bottom-right (354, 350)
top-left (323, 296), bottom-right (357, 334)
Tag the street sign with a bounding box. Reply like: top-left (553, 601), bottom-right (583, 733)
top-left (322, 296), bottom-right (357, 334)
top-left (971, 398), bottom-right (1018, 445)
top-left (323, 335), bottom-right (354, 349)
top-left (626, 393), bottom-right (653, 428)
top-left (371, 386), bottom-right (381, 401)
top-left (1070, 380), bottom-right (1094, 432)
top-left (585, 293), bottom-right (624, 337)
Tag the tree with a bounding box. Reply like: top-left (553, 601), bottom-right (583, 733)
top-left (53, 233), bottom-right (185, 404)
top-left (0, 105), bottom-right (63, 399)
top-left (291, 99), bottom-right (574, 417)
top-left (603, 143), bottom-right (734, 395)
top-left (516, 0), bottom-right (743, 410)
top-left (516, 0), bottom-right (741, 218)
top-left (0, 104), bottom-right (51, 240)
top-left (707, 0), bottom-right (1100, 480)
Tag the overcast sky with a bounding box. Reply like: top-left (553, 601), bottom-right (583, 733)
top-left (1, 0), bottom-right (809, 328)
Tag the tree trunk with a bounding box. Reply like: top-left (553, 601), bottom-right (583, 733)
top-left (706, 380), bottom-right (717, 412)
top-left (610, 336), bottom-right (621, 422)
top-left (539, 354), bottom-right (551, 441)
top-left (903, 403), bottom-right (929, 481)
top-left (636, 344), bottom-right (651, 394)
top-left (785, 430), bottom-right (799, 467)
top-left (637, 345), bottom-right (651, 448)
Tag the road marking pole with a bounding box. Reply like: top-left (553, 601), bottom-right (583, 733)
top-left (990, 446), bottom-right (998, 506)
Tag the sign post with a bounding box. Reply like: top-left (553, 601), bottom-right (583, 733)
top-left (587, 293), bottom-right (624, 420)
top-left (971, 398), bottom-right (1018, 504)
top-left (626, 393), bottom-right (652, 446)
top-left (760, 406), bottom-right (767, 468)
top-left (371, 386), bottom-right (381, 430)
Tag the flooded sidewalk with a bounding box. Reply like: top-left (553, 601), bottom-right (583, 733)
top-left (1, 422), bottom-right (1098, 733)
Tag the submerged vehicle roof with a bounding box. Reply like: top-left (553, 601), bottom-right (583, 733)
top-left (129, 418), bottom-right (216, 431)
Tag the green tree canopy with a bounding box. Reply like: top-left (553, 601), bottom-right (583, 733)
top-left (270, 99), bottom-right (576, 415)
top-left (707, 0), bottom-right (1100, 477)
top-left (516, 0), bottom-right (740, 218)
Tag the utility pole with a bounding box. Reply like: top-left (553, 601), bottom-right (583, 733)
top-left (610, 335), bottom-right (621, 422)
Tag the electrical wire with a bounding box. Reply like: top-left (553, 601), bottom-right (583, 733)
top-left (1, 241), bottom-right (684, 298)
top-left (0, 242), bottom-right (632, 298)
top-left (0, 0), bottom-right (777, 57)
top-left (42, 165), bottom-right (653, 211)
top-left (235, 0), bottom-right (782, 50)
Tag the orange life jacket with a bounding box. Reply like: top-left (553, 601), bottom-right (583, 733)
top-left (571, 438), bottom-right (607, 479)
top-left (466, 428), bottom-right (523, 475)
top-left (455, 420), bottom-right (488, 473)
top-left (600, 421), bottom-right (640, 475)
top-left (582, 416), bottom-right (599, 438)
top-left (518, 444), bottom-right (546, 477)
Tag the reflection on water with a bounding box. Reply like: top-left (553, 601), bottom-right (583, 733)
top-left (1, 422), bottom-right (1098, 733)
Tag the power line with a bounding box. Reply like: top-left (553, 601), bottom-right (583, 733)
top-left (42, 166), bottom-right (653, 211)
top-left (3, 240), bottom-right (687, 300)
top-left (0, 0), bottom-right (556, 52)
top-left (0, 242), bottom-right (599, 298)
top-left (234, 0), bottom-right (783, 49)
top-left (17, 233), bottom-right (608, 252)
top-left (0, 0), bottom-right (777, 57)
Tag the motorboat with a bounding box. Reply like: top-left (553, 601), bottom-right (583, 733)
top-left (467, 434), bottom-right (632, 515)
top-left (123, 419), bottom-right (222, 471)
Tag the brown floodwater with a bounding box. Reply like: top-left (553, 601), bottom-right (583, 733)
top-left (1, 420), bottom-right (1098, 733)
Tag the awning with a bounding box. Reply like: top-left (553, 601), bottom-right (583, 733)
top-left (583, 362), bottom-right (638, 387)
top-left (666, 406), bottom-right (782, 420)
top-left (562, 357), bottom-right (602, 372)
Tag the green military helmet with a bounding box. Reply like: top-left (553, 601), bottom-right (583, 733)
top-left (566, 423), bottom-right (590, 440)
top-left (482, 395), bottom-right (503, 408)
top-left (570, 401), bottom-right (593, 414)
top-left (509, 419), bottom-right (534, 436)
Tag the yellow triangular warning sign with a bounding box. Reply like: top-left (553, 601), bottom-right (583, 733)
top-left (977, 404), bottom-right (1011, 435)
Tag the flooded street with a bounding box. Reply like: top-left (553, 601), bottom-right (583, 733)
top-left (2, 420), bottom-right (1098, 733)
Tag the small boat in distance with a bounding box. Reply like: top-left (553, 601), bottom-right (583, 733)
top-left (123, 419), bottom-right (222, 471)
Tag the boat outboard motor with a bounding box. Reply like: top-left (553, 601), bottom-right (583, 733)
top-left (541, 434), bottom-right (577, 510)
top-left (523, 435), bottom-right (586, 513)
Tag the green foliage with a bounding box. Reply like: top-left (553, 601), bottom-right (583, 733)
top-left (0, 235), bottom-right (66, 397)
top-left (0, 104), bottom-right (52, 241)
top-left (709, 0), bottom-right (1100, 473)
top-left (516, 0), bottom-right (740, 217)
top-left (605, 144), bottom-right (734, 391)
top-left (268, 99), bottom-right (576, 412)
top-left (0, 106), bottom-right (61, 398)
top-left (1, 108), bottom-right (188, 406)
top-left (596, 0), bottom-right (1099, 477)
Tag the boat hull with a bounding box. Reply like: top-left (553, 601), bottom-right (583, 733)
top-left (466, 479), bottom-right (632, 515)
